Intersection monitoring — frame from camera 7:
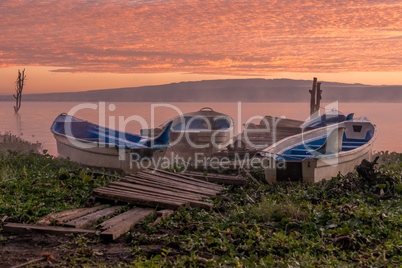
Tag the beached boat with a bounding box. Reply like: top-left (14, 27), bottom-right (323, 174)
top-left (51, 113), bottom-right (172, 173)
top-left (141, 107), bottom-right (234, 157)
top-left (263, 117), bottom-right (377, 183)
top-left (232, 110), bottom-right (354, 151)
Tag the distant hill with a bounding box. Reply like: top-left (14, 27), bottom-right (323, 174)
top-left (0, 78), bottom-right (401, 102)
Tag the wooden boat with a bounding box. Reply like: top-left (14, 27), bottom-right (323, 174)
top-left (141, 107), bottom-right (234, 157)
top-left (51, 113), bottom-right (172, 173)
top-left (263, 117), bottom-right (377, 183)
top-left (234, 110), bottom-right (354, 151)
top-left (234, 116), bottom-right (306, 150)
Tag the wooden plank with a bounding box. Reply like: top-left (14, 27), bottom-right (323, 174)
top-left (109, 181), bottom-right (206, 201)
top-left (36, 207), bottom-right (90, 226)
top-left (129, 173), bottom-right (220, 196)
top-left (135, 172), bottom-right (221, 195)
top-left (199, 176), bottom-right (247, 185)
top-left (3, 223), bottom-right (96, 236)
top-left (125, 174), bottom-right (217, 196)
top-left (184, 171), bottom-right (241, 179)
top-left (182, 171), bottom-right (248, 185)
top-left (98, 207), bottom-right (146, 231)
top-left (106, 185), bottom-right (213, 210)
top-left (153, 171), bottom-right (225, 191)
top-left (92, 188), bottom-right (188, 210)
top-left (121, 176), bottom-right (214, 198)
top-left (143, 169), bottom-right (224, 191)
top-left (101, 208), bottom-right (154, 241)
top-left (55, 205), bottom-right (106, 225)
top-left (243, 169), bottom-right (261, 186)
top-left (141, 170), bottom-right (223, 191)
top-left (64, 206), bottom-right (122, 228)
top-left (99, 186), bottom-right (212, 210)
top-left (310, 77), bottom-right (317, 115)
top-left (315, 82), bottom-right (322, 112)
top-left (124, 176), bottom-right (218, 198)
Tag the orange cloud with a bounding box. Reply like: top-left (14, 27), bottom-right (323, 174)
top-left (0, 0), bottom-right (401, 74)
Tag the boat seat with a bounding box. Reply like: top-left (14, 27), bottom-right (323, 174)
top-left (342, 140), bottom-right (366, 144)
top-left (213, 119), bottom-right (230, 130)
top-left (341, 146), bottom-right (357, 151)
top-left (312, 127), bottom-right (346, 155)
top-left (290, 149), bottom-right (312, 155)
top-left (342, 145), bottom-right (360, 149)
top-left (172, 123), bottom-right (184, 131)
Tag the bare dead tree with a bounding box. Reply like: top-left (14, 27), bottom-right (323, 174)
top-left (14, 69), bottom-right (26, 114)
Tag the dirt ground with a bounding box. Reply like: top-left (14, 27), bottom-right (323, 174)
top-left (0, 232), bottom-right (135, 267)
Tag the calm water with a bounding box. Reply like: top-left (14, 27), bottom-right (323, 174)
top-left (0, 101), bottom-right (401, 155)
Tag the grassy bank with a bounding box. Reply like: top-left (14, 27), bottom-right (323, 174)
top-left (0, 149), bottom-right (401, 267)
top-left (0, 151), bottom-right (118, 223)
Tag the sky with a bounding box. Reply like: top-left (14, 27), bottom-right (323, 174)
top-left (0, 0), bottom-right (401, 94)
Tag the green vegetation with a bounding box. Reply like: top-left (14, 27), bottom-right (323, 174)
top-left (0, 132), bottom-right (41, 154)
top-left (125, 153), bottom-right (401, 267)
top-left (0, 151), bottom-right (117, 223)
top-left (0, 150), bottom-right (401, 267)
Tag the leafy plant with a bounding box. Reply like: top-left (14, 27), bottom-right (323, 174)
top-left (0, 151), bottom-right (118, 223)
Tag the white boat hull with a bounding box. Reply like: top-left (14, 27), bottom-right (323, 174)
top-left (264, 118), bottom-right (377, 183)
top-left (54, 133), bottom-right (166, 174)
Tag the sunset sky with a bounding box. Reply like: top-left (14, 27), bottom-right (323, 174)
top-left (0, 0), bottom-right (401, 94)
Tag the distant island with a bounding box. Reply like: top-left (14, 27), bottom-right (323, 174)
top-left (0, 78), bottom-right (401, 102)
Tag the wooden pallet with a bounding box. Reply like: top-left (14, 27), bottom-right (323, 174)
top-left (3, 206), bottom-right (157, 241)
top-left (92, 169), bottom-right (224, 210)
top-left (3, 169), bottom-right (236, 241)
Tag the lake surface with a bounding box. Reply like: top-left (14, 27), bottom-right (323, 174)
top-left (0, 101), bottom-right (401, 155)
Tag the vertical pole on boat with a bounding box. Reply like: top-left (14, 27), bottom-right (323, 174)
top-left (309, 77), bottom-right (317, 116)
top-left (315, 82), bottom-right (322, 113)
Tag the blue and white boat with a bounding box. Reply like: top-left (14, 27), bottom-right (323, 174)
top-left (51, 114), bottom-right (172, 173)
top-left (141, 107), bottom-right (234, 157)
top-left (263, 117), bottom-right (377, 183)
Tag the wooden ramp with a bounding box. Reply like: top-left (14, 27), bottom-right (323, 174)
top-left (92, 169), bottom-right (225, 211)
top-left (3, 206), bottom-right (158, 241)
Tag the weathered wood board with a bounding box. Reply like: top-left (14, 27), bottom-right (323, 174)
top-left (100, 208), bottom-right (155, 241)
top-left (3, 223), bottom-right (96, 236)
top-left (64, 206), bottom-right (121, 228)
